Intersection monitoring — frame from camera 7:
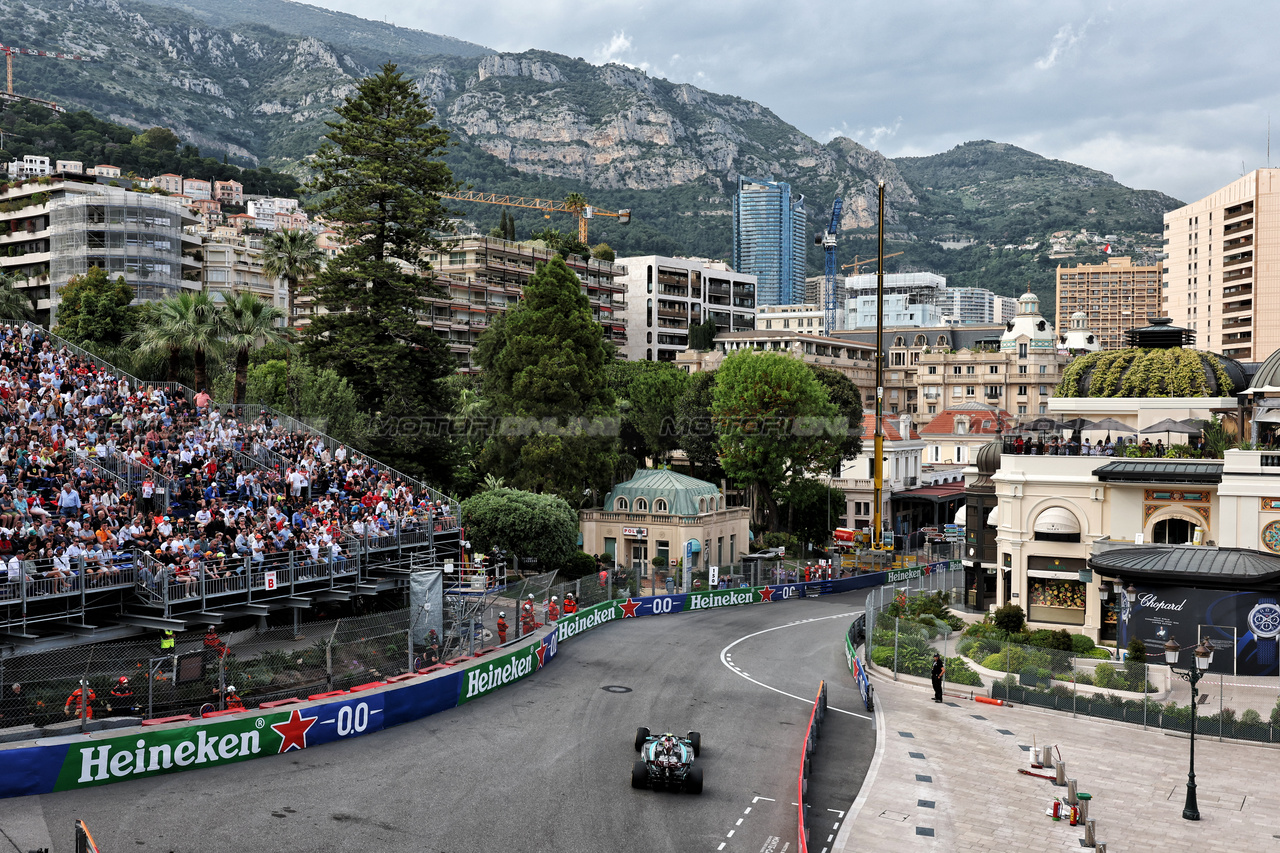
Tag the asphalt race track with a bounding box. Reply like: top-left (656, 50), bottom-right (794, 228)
top-left (12, 591), bottom-right (876, 853)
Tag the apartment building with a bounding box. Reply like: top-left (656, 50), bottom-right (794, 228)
top-left (0, 176), bottom-right (199, 317)
top-left (1055, 256), bottom-right (1163, 350)
top-left (614, 255), bottom-right (756, 363)
top-left (915, 289), bottom-right (1071, 420)
top-left (1162, 168), bottom-right (1280, 361)
top-left (182, 178), bottom-right (211, 201)
top-left (676, 329), bottom-right (877, 402)
top-left (422, 235), bottom-right (627, 372)
top-left (756, 303), bottom-right (825, 335)
top-left (214, 180), bottom-right (243, 205)
top-left (835, 324), bottom-right (1003, 417)
top-left (935, 287), bottom-right (1018, 325)
top-left (153, 174), bottom-right (183, 194)
top-left (199, 234), bottom-right (287, 311)
top-left (6, 155), bottom-right (51, 179)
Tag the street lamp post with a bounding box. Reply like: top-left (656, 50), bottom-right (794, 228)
top-left (1163, 636), bottom-right (1215, 822)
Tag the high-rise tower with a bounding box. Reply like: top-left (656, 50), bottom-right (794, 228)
top-left (733, 176), bottom-right (807, 306)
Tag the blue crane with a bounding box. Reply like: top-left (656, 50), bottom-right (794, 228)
top-left (815, 198), bottom-right (843, 335)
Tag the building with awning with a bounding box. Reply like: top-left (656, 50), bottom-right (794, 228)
top-left (891, 480), bottom-right (967, 533)
top-left (983, 334), bottom-right (1280, 674)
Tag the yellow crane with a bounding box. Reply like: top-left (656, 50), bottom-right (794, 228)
top-left (840, 252), bottom-right (903, 272)
top-left (440, 191), bottom-right (631, 245)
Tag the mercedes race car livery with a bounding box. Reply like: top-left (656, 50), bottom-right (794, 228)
top-left (631, 727), bottom-right (703, 794)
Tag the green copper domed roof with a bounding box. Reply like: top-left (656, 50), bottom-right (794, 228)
top-left (604, 469), bottom-right (723, 516)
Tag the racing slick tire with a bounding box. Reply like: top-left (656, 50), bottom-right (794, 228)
top-left (631, 760), bottom-right (650, 789)
top-left (683, 765), bottom-right (704, 795)
top-left (687, 730), bottom-right (702, 757)
top-left (635, 726), bottom-right (651, 752)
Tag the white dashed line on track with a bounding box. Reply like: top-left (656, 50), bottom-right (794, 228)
top-left (719, 613), bottom-right (872, 720)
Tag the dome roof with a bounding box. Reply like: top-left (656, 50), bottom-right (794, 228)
top-left (1056, 348), bottom-right (1244, 398)
top-left (976, 440), bottom-right (1003, 474)
top-left (1001, 286), bottom-right (1055, 351)
top-left (1250, 346), bottom-right (1280, 391)
top-left (604, 469), bottom-right (722, 516)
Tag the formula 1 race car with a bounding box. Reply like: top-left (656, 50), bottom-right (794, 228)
top-left (632, 727), bottom-right (703, 794)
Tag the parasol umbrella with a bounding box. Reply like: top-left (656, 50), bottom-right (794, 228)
top-left (1083, 417), bottom-right (1138, 433)
top-left (1022, 416), bottom-right (1063, 432)
top-left (1141, 417), bottom-right (1204, 435)
top-left (1141, 417), bottom-right (1204, 447)
top-left (1060, 417), bottom-right (1094, 431)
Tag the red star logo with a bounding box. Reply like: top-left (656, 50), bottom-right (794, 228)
top-left (757, 586), bottom-right (774, 602)
top-left (535, 642), bottom-right (548, 668)
top-left (271, 709), bottom-right (317, 753)
top-left (619, 598), bottom-right (641, 618)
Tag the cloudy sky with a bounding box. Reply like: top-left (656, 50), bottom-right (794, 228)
top-left (311, 0), bottom-right (1277, 202)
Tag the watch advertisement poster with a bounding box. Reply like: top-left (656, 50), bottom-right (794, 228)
top-left (1121, 584), bottom-right (1280, 676)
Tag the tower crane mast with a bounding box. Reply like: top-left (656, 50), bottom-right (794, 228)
top-left (815, 198), bottom-right (843, 335)
top-left (0, 42), bottom-right (91, 99)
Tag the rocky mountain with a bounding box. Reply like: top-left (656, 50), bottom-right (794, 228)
top-left (1, 0), bottom-right (1183, 297)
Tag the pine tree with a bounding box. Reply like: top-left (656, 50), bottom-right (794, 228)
top-left (475, 255), bottom-right (619, 503)
top-left (301, 63), bottom-right (459, 485)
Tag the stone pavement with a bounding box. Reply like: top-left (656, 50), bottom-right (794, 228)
top-left (833, 666), bottom-right (1280, 852)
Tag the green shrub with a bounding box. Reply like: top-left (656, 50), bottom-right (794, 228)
top-left (1008, 632), bottom-right (1031, 645)
top-left (1070, 633), bottom-right (1096, 654)
top-left (1272, 698), bottom-right (1280, 726)
top-left (1085, 647), bottom-right (1113, 660)
top-left (943, 655), bottom-right (982, 687)
top-left (1028, 629), bottom-right (1074, 651)
top-left (1093, 662), bottom-right (1120, 690)
top-left (1242, 708), bottom-right (1263, 726)
top-left (992, 603), bottom-right (1025, 634)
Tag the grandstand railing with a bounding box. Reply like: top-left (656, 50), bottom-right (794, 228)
top-left (1, 554), bottom-right (140, 634)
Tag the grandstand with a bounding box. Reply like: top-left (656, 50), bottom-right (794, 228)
top-left (0, 321), bottom-right (463, 652)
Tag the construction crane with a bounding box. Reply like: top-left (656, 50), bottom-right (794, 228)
top-left (0, 43), bottom-right (91, 99)
top-left (841, 252), bottom-right (903, 273)
top-left (440, 191), bottom-right (631, 245)
top-left (815, 198), bottom-right (843, 335)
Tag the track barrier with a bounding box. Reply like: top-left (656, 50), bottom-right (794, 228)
top-left (1, 573), bottom-right (898, 799)
top-left (797, 680), bottom-right (828, 853)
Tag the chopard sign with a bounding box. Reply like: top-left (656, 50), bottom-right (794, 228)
top-left (1138, 593), bottom-right (1187, 613)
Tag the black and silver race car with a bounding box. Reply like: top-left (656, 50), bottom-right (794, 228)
top-left (631, 727), bottom-right (703, 793)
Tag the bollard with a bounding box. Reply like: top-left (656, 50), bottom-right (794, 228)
top-left (1066, 778), bottom-right (1078, 805)
top-left (1077, 792), bottom-right (1091, 823)
top-left (1083, 818), bottom-right (1096, 847)
top-left (1095, 843), bottom-right (1105, 853)
top-left (1040, 745), bottom-right (1054, 767)
top-left (1055, 760), bottom-right (1067, 787)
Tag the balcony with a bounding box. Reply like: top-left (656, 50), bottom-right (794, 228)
top-left (1224, 299), bottom-right (1253, 314)
top-left (1223, 251), bottom-right (1253, 268)
top-left (1224, 201), bottom-right (1254, 222)
top-left (1223, 218), bottom-right (1253, 236)
top-left (657, 305), bottom-right (686, 319)
top-left (1222, 268), bottom-right (1253, 284)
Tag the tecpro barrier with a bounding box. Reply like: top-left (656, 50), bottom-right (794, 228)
top-left (845, 620), bottom-right (875, 712)
top-left (1, 572), bottom-right (900, 799)
top-left (797, 680), bottom-right (829, 853)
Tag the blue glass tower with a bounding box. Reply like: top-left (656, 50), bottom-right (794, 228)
top-left (733, 176), bottom-right (807, 306)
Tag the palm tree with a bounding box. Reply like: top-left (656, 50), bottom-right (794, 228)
top-left (130, 291), bottom-right (222, 388)
top-left (130, 300), bottom-right (185, 382)
top-left (0, 272), bottom-right (35, 322)
top-left (261, 229), bottom-right (325, 329)
top-left (220, 290), bottom-right (288, 405)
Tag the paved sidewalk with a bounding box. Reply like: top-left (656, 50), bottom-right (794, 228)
top-left (834, 667), bottom-right (1280, 851)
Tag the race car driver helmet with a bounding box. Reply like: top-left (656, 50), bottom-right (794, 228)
top-left (499, 611), bottom-right (506, 618)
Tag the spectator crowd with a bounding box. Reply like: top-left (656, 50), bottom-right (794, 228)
top-left (0, 323), bottom-right (455, 603)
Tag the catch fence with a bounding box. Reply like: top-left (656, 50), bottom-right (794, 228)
top-left (0, 609), bottom-right (413, 725)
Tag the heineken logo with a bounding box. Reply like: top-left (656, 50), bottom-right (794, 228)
top-left (687, 590), bottom-right (754, 610)
top-left (887, 568), bottom-right (923, 583)
top-left (556, 602), bottom-right (617, 641)
top-left (75, 726), bottom-right (264, 784)
top-left (460, 635), bottom-right (556, 703)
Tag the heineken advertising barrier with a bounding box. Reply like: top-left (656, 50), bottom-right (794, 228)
top-left (0, 569), bottom-right (914, 799)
